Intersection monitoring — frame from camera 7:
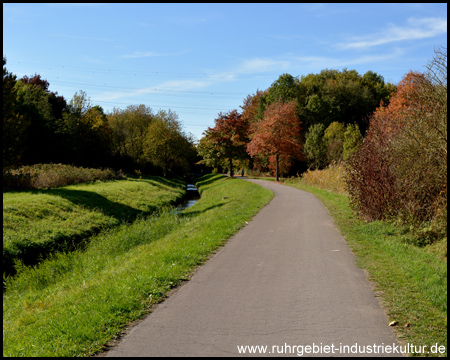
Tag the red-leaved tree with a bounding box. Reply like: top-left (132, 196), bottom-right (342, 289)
top-left (247, 99), bottom-right (303, 181)
top-left (197, 109), bottom-right (249, 176)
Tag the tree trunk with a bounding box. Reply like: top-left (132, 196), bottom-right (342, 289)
top-left (276, 153), bottom-right (279, 182)
top-left (229, 158), bottom-right (234, 177)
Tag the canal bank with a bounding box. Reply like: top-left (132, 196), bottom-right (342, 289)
top-left (174, 184), bottom-right (200, 213)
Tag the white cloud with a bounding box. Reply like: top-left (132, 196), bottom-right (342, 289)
top-left (293, 49), bottom-right (404, 69)
top-left (122, 50), bottom-right (190, 58)
top-left (82, 58), bottom-right (102, 65)
top-left (95, 48), bottom-right (407, 104)
top-left (237, 58), bottom-right (291, 74)
top-left (152, 79), bottom-right (211, 91)
top-left (94, 56), bottom-right (303, 103)
top-left (94, 58), bottom-right (279, 102)
top-left (337, 17), bottom-right (447, 50)
top-left (94, 79), bottom-right (212, 102)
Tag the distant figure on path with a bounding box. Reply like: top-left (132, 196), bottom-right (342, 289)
top-left (241, 169), bottom-right (245, 177)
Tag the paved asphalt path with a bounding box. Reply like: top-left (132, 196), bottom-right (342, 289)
top-left (105, 179), bottom-right (401, 357)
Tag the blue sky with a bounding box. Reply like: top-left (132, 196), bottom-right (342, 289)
top-left (3, 3), bottom-right (447, 141)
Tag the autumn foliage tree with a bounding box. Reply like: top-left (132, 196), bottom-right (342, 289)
top-left (197, 110), bottom-right (249, 176)
top-left (247, 99), bottom-right (303, 181)
top-left (240, 89), bottom-right (265, 125)
top-left (346, 46), bottom-right (447, 244)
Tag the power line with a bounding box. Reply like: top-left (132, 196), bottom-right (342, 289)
top-left (8, 61), bottom-right (252, 123)
top-left (96, 100), bottom-right (230, 112)
top-left (51, 79), bottom-right (246, 98)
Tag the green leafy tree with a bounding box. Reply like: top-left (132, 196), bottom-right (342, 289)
top-left (265, 73), bottom-right (300, 104)
top-left (197, 128), bottom-right (227, 172)
top-left (58, 91), bottom-right (112, 167)
top-left (3, 57), bottom-right (28, 168)
top-left (342, 123), bottom-right (363, 161)
top-left (360, 70), bottom-right (396, 108)
top-left (304, 93), bottom-right (330, 127)
top-left (145, 109), bottom-right (195, 177)
top-left (257, 74), bottom-right (301, 120)
top-left (14, 79), bottom-right (59, 164)
top-left (323, 121), bottom-right (345, 163)
top-left (16, 73), bottom-right (69, 164)
top-left (299, 68), bottom-right (395, 134)
top-left (304, 123), bottom-right (327, 169)
top-left (107, 104), bottom-right (155, 170)
top-left (81, 105), bottom-right (112, 166)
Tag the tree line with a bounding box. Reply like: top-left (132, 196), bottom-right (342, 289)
top-left (198, 47), bottom-right (446, 242)
top-left (198, 67), bottom-right (396, 180)
top-left (3, 57), bottom-right (197, 177)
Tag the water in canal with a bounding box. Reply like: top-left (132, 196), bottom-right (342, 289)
top-left (174, 184), bottom-right (200, 213)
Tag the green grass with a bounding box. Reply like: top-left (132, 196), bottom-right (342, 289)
top-left (3, 176), bottom-right (185, 275)
top-left (5, 172), bottom-right (445, 356)
top-left (3, 174), bottom-right (273, 357)
top-left (282, 179), bottom-right (447, 357)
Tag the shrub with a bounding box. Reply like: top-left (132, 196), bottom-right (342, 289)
top-left (3, 163), bottom-right (125, 191)
top-left (346, 47), bottom-right (447, 244)
top-left (345, 110), bottom-right (400, 221)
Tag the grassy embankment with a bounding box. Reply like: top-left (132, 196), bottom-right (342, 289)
top-left (3, 176), bottom-right (186, 275)
top-left (3, 174), bottom-right (273, 357)
top-left (281, 166), bottom-right (447, 357)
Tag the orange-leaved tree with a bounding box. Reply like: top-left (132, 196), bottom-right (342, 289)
top-left (247, 99), bottom-right (303, 181)
top-left (346, 65), bottom-right (447, 238)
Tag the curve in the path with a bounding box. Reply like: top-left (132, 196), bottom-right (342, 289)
top-left (105, 179), bottom-right (401, 357)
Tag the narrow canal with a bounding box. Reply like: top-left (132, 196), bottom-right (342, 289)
top-left (175, 184), bottom-right (200, 213)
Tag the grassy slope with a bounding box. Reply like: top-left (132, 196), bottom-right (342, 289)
top-left (3, 176), bottom-right (185, 274)
top-left (4, 173), bottom-right (445, 356)
top-left (283, 180), bottom-right (447, 357)
top-left (3, 174), bottom-right (273, 357)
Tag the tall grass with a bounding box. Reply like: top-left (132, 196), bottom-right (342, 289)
top-left (3, 163), bottom-right (126, 191)
top-left (3, 174), bottom-right (273, 357)
top-left (287, 162), bottom-right (348, 195)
